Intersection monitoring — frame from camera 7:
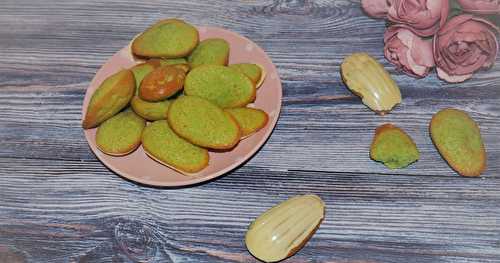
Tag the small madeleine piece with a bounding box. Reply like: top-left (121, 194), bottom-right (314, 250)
top-left (96, 110), bottom-right (146, 156)
top-left (430, 108), bottom-right (487, 177)
top-left (341, 53), bottom-right (401, 114)
top-left (225, 107), bottom-right (268, 138)
top-left (142, 120), bottom-right (209, 174)
top-left (139, 65), bottom-right (186, 102)
top-left (82, 69), bottom-right (135, 129)
top-left (245, 194), bottom-right (325, 263)
top-left (370, 124), bottom-right (420, 169)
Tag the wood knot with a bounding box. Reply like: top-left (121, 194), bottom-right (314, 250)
top-left (114, 221), bottom-right (161, 262)
top-left (270, 0), bottom-right (315, 15)
top-left (0, 245), bottom-right (28, 263)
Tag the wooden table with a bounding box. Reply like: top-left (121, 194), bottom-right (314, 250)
top-left (1, 1), bottom-right (499, 262)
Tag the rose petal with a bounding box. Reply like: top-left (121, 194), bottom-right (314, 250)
top-left (437, 67), bottom-right (473, 83)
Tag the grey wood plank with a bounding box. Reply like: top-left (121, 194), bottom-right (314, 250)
top-left (1, 159), bottom-right (500, 262)
top-left (1, 0), bottom-right (500, 262)
top-left (0, 86), bottom-right (498, 177)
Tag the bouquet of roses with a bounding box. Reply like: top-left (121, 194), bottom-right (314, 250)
top-left (361, 0), bottom-right (499, 83)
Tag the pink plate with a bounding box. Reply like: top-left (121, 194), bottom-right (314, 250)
top-left (82, 26), bottom-right (282, 187)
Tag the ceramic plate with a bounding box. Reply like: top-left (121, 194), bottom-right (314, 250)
top-left (82, 26), bottom-right (282, 187)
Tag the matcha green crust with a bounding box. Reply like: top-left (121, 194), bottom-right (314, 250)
top-left (83, 69), bottom-right (136, 129)
top-left (96, 110), bottom-right (146, 156)
top-left (430, 108), bottom-right (486, 177)
top-left (188, 38), bottom-right (230, 68)
top-left (225, 107), bottom-right (268, 138)
top-left (132, 19), bottom-right (199, 58)
top-left (131, 96), bottom-right (171, 121)
top-left (184, 65), bottom-right (256, 108)
top-left (167, 96), bottom-right (241, 149)
top-left (142, 120), bottom-right (209, 174)
top-left (370, 124), bottom-right (420, 169)
top-left (131, 63), bottom-right (157, 94)
top-left (229, 63), bottom-right (263, 87)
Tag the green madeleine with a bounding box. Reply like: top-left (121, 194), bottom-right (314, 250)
top-left (430, 108), bottom-right (486, 177)
top-left (168, 96), bottom-right (241, 149)
top-left (132, 19), bottom-right (199, 58)
top-left (83, 69), bottom-right (135, 129)
top-left (370, 124), bottom-right (419, 169)
top-left (225, 107), bottom-right (268, 137)
top-left (184, 65), bottom-right (255, 108)
top-left (188, 38), bottom-right (230, 68)
top-left (142, 120), bottom-right (209, 174)
top-left (131, 96), bottom-right (171, 121)
top-left (229, 63), bottom-right (263, 87)
top-left (96, 110), bottom-right (146, 156)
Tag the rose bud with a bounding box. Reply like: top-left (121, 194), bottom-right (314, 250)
top-left (384, 25), bottom-right (435, 78)
top-left (434, 15), bottom-right (499, 83)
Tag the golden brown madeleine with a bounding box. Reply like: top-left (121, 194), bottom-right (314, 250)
top-left (225, 107), bottom-right (269, 138)
top-left (142, 120), bottom-right (209, 174)
top-left (430, 108), bottom-right (487, 177)
top-left (132, 19), bottom-right (199, 58)
top-left (82, 69), bottom-right (135, 129)
top-left (139, 65), bottom-right (186, 102)
top-left (341, 53), bottom-right (401, 114)
top-left (245, 194), bottom-right (325, 262)
top-left (167, 96), bottom-right (241, 150)
top-left (130, 62), bottom-right (158, 93)
top-left (370, 124), bottom-right (420, 169)
top-left (96, 110), bottom-right (146, 156)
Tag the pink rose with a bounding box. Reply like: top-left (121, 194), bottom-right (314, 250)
top-left (457, 0), bottom-right (500, 15)
top-left (361, 0), bottom-right (449, 37)
top-left (384, 25), bottom-right (435, 78)
top-left (434, 15), bottom-right (499, 83)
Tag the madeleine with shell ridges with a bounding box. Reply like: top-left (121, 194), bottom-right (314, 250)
top-left (82, 69), bottom-right (136, 129)
top-left (341, 53), bottom-right (401, 114)
top-left (245, 194), bottom-right (325, 263)
top-left (184, 65), bottom-right (256, 108)
top-left (430, 108), bottom-right (487, 177)
top-left (96, 110), bottom-right (146, 156)
top-left (142, 120), bottom-right (209, 174)
top-left (132, 19), bottom-right (199, 58)
top-left (167, 96), bottom-right (241, 149)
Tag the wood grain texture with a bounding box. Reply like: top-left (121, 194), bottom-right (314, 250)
top-left (1, 0), bottom-right (499, 262)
